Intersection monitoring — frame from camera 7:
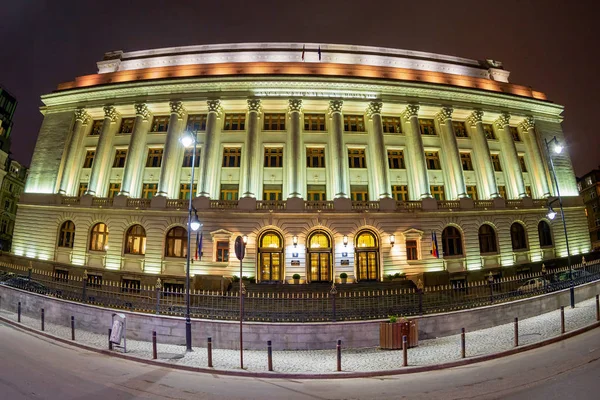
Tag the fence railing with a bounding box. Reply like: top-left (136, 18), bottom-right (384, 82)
top-left (1, 259), bottom-right (599, 323)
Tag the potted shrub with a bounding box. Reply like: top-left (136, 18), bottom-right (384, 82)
top-left (339, 272), bottom-right (348, 284)
top-left (292, 273), bottom-right (301, 284)
top-left (379, 316), bottom-right (417, 350)
top-left (392, 272), bottom-right (407, 281)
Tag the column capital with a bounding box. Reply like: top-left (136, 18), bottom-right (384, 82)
top-left (134, 103), bottom-right (151, 121)
top-left (466, 110), bottom-right (484, 127)
top-left (435, 106), bottom-right (453, 123)
top-left (207, 99), bottom-right (222, 115)
top-left (494, 112), bottom-right (511, 128)
top-left (247, 98), bottom-right (262, 113)
top-left (103, 105), bottom-right (120, 123)
top-left (366, 101), bottom-right (382, 118)
top-left (288, 99), bottom-right (303, 114)
top-left (169, 101), bottom-right (186, 119)
top-left (400, 104), bottom-right (419, 122)
top-left (328, 99), bottom-right (344, 115)
top-left (74, 108), bottom-right (90, 124)
top-left (519, 116), bottom-right (535, 131)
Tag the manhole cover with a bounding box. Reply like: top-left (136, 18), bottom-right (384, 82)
top-left (158, 353), bottom-right (185, 360)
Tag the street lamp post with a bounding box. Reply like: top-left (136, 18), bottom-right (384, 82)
top-left (181, 131), bottom-right (202, 351)
top-left (234, 235), bottom-right (248, 369)
top-left (544, 136), bottom-right (574, 308)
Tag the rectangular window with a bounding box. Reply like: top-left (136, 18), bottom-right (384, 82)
top-left (498, 185), bottom-right (507, 198)
top-left (460, 153), bottom-right (473, 170)
top-left (519, 156), bottom-right (528, 172)
top-left (306, 148), bottom-right (325, 168)
top-left (264, 147), bottom-right (283, 167)
top-left (222, 147), bottom-right (242, 167)
top-left (491, 154), bottom-right (502, 171)
top-left (182, 148), bottom-right (200, 167)
top-left (510, 126), bottom-right (521, 142)
top-left (430, 185), bottom-right (445, 201)
top-left (348, 148), bottom-right (366, 168)
top-left (186, 114), bottom-right (207, 132)
top-left (0, 219), bottom-right (8, 234)
top-left (406, 240), bottom-right (418, 261)
top-left (483, 124), bottom-right (496, 139)
top-left (344, 115), bottom-right (365, 132)
top-left (78, 183), bottom-right (88, 197)
top-left (150, 116), bottom-right (170, 132)
top-left (223, 114), bottom-right (246, 131)
top-left (307, 185), bottom-right (326, 201)
top-left (452, 121), bottom-right (468, 138)
top-left (263, 113), bottom-right (286, 130)
top-left (179, 183), bottom-right (197, 200)
top-left (216, 241), bottom-right (230, 262)
top-left (387, 150), bottom-right (405, 169)
top-left (263, 185), bottom-right (283, 201)
top-left (382, 117), bottom-right (402, 134)
top-left (425, 151), bottom-right (441, 170)
top-left (525, 185), bottom-right (532, 197)
top-left (108, 183), bottom-right (121, 198)
top-left (141, 183), bottom-right (158, 199)
top-left (113, 149), bottom-right (127, 168)
top-left (419, 119), bottom-right (436, 135)
top-left (220, 184), bottom-right (239, 200)
top-left (119, 118), bottom-right (135, 134)
top-left (146, 148), bottom-right (163, 167)
top-left (350, 185), bottom-right (369, 201)
top-left (304, 114), bottom-right (326, 131)
top-left (466, 185), bottom-right (478, 200)
top-left (90, 120), bottom-right (103, 136)
top-left (83, 150), bottom-right (95, 168)
top-left (392, 185), bottom-right (409, 201)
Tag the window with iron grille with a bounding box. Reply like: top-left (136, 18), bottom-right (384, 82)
top-left (351, 185), bottom-right (369, 201)
top-left (392, 185), bottom-right (409, 201)
top-left (307, 185), bottom-right (326, 201)
top-left (382, 117), bottom-right (402, 134)
top-left (90, 120), bottom-right (103, 136)
top-left (425, 151), bottom-right (441, 169)
top-left (419, 119), bottom-right (436, 135)
top-left (460, 153), bottom-right (473, 170)
top-left (113, 149), bottom-right (127, 167)
top-left (453, 121), bottom-right (468, 137)
top-left (430, 185), bottom-right (445, 201)
top-left (304, 114), bottom-right (326, 131)
top-left (264, 148), bottom-right (283, 167)
top-left (146, 148), bottom-right (163, 167)
top-left (119, 118), bottom-right (135, 134)
top-left (182, 148), bottom-right (200, 167)
top-left (83, 150), bottom-right (95, 168)
top-left (348, 148), bottom-right (366, 168)
top-left (306, 148), bottom-right (325, 168)
top-left (186, 114), bottom-right (207, 132)
top-left (108, 183), bottom-right (121, 198)
top-left (387, 150), bottom-right (405, 169)
top-left (344, 115), bottom-right (365, 132)
top-left (150, 116), bottom-right (169, 132)
top-left (223, 114), bottom-right (246, 130)
top-left (222, 147), bottom-right (242, 167)
top-left (263, 113), bottom-right (286, 130)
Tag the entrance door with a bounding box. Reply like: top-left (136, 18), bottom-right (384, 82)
top-left (357, 251), bottom-right (378, 280)
top-left (309, 252), bottom-right (331, 282)
top-left (260, 252), bottom-right (281, 282)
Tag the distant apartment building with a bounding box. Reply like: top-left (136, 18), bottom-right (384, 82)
top-left (0, 87), bottom-right (17, 154)
top-left (578, 168), bottom-right (600, 250)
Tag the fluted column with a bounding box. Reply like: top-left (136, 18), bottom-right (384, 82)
top-left (119, 103), bottom-right (151, 197)
top-left (436, 106), bottom-right (467, 199)
top-left (401, 104), bottom-right (431, 199)
top-left (86, 106), bottom-right (120, 196)
top-left (467, 110), bottom-right (499, 199)
top-left (495, 112), bottom-right (526, 198)
top-left (157, 101), bottom-right (186, 198)
top-left (242, 99), bottom-right (261, 198)
top-left (329, 100), bottom-right (348, 198)
top-left (366, 101), bottom-right (390, 198)
top-left (287, 99), bottom-right (303, 198)
top-left (198, 99), bottom-right (222, 197)
top-left (519, 116), bottom-right (550, 198)
top-left (59, 108), bottom-right (90, 195)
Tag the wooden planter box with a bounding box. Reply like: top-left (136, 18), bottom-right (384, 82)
top-left (379, 320), bottom-right (419, 350)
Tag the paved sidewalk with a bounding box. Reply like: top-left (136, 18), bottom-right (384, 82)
top-left (1, 297), bottom-right (598, 374)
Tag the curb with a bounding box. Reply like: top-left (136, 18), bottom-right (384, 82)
top-left (1, 313), bottom-right (599, 379)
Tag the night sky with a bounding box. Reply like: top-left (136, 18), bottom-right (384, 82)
top-left (1, 0), bottom-right (598, 175)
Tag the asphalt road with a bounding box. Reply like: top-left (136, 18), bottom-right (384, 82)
top-left (0, 320), bottom-right (598, 400)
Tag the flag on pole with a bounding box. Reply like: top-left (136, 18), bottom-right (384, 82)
top-left (318, 45), bottom-right (321, 61)
top-left (301, 44), bottom-right (305, 61)
top-left (431, 231), bottom-right (439, 258)
top-left (195, 230), bottom-right (203, 261)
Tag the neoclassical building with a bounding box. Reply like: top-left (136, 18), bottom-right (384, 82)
top-left (13, 43), bottom-right (590, 285)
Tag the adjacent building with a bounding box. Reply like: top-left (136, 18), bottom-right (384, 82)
top-left (0, 87), bottom-right (16, 154)
top-left (578, 168), bottom-right (600, 250)
top-left (13, 43), bottom-right (591, 286)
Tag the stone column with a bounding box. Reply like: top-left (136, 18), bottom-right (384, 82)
top-left (157, 101), bottom-right (186, 198)
top-left (86, 106), bottom-right (120, 196)
top-left (287, 99), bottom-right (303, 198)
top-left (366, 101), bottom-right (390, 198)
top-left (401, 104), bottom-right (431, 199)
top-left (467, 110), bottom-right (499, 199)
top-left (198, 99), bottom-right (222, 197)
top-left (242, 99), bottom-right (261, 198)
top-left (119, 103), bottom-right (151, 197)
top-left (329, 100), bottom-right (348, 198)
top-left (59, 108), bottom-right (90, 195)
top-left (495, 112), bottom-right (526, 198)
top-left (519, 116), bottom-right (551, 198)
top-left (436, 107), bottom-right (467, 199)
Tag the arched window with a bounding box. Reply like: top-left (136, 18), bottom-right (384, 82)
top-left (442, 226), bottom-right (463, 256)
top-left (89, 223), bottom-right (108, 251)
top-left (307, 230), bottom-right (332, 282)
top-left (538, 221), bottom-right (553, 247)
top-left (510, 222), bottom-right (528, 250)
top-left (58, 221), bottom-right (75, 248)
top-left (165, 227), bottom-right (187, 258)
top-left (125, 225), bottom-right (146, 255)
top-left (355, 230), bottom-right (379, 281)
top-left (258, 231), bottom-right (283, 282)
top-left (478, 224), bottom-right (497, 254)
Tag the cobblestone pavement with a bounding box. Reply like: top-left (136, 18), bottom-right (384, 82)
top-left (0, 297), bottom-right (598, 374)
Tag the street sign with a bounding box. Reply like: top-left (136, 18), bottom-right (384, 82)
top-left (235, 236), bottom-right (245, 261)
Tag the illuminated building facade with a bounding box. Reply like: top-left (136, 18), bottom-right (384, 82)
top-left (13, 43), bottom-right (590, 284)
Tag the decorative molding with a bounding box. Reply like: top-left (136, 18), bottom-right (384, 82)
top-left (288, 99), bottom-right (303, 113)
top-left (73, 108), bottom-right (90, 124)
top-left (466, 110), bottom-right (484, 127)
top-left (366, 101), bottom-right (382, 118)
top-left (207, 99), bottom-right (222, 115)
top-left (401, 104), bottom-right (419, 122)
top-left (169, 101), bottom-right (186, 119)
top-left (519, 116), bottom-right (535, 131)
top-left (328, 100), bottom-right (343, 115)
top-left (103, 105), bottom-right (120, 123)
top-left (494, 112), bottom-right (511, 128)
top-left (247, 98), bottom-right (262, 113)
top-left (134, 103), bottom-right (151, 121)
top-left (435, 106), bottom-right (453, 123)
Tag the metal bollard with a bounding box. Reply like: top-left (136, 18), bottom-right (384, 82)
top-left (41, 309), bottom-right (45, 331)
top-left (108, 328), bottom-right (113, 350)
top-left (596, 295), bottom-right (599, 322)
top-left (402, 335), bottom-right (408, 367)
top-left (560, 306), bottom-right (565, 334)
top-left (207, 337), bottom-right (213, 368)
top-left (514, 317), bottom-right (519, 347)
top-left (336, 340), bottom-right (342, 372)
top-left (461, 328), bottom-right (466, 358)
top-left (71, 316), bottom-right (75, 341)
top-left (267, 340), bottom-right (273, 371)
top-left (152, 331), bottom-right (157, 360)
top-left (18, 302), bottom-right (21, 323)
